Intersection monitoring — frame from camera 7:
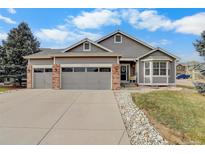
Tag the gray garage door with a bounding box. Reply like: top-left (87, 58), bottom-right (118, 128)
top-left (33, 68), bottom-right (52, 89)
top-left (61, 67), bottom-right (111, 90)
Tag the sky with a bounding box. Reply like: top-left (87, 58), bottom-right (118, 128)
top-left (0, 8), bottom-right (205, 63)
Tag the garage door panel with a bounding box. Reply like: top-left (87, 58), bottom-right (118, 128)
top-left (44, 72), bottom-right (52, 89)
top-left (34, 73), bottom-right (44, 89)
top-left (34, 71), bottom-right (52, 89)
top-left (61, 68), bottom-right (111, 90)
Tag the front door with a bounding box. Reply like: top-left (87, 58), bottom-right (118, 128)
top-left (121, 65), bottom-right (128, 81)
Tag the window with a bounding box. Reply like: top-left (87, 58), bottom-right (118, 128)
top-left (99, 68), bottom-right (111, 72)
top-left (87, 67), bottom-right (98, 72)
top-left (145, 62), bottom-right (150, 76)
top-left (83, 42), bottom-right (91, 51)
top-left (62, 67), bottom-right (73, 72)
top-left (34, 68), bottom-right (44, 73)
top-left (114, 34), bottom-right (122, 43)
top-left (74, 67), bottom-right (85, 72)
top-left (45, 68), bottom-right (52, 72)
top-left (160, 62), bottom-right (166, 75)
top-left (153, 61), bottom-right (167, 76)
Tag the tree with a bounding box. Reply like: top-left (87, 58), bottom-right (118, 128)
top-left (193, 31), bottom-right (205, 94)
top-left (193, 30), bottom-right (205, 59)
top-left (0, 45), bottom-right (6, 82)
top-left (2, 22), bottom-right (40, 85)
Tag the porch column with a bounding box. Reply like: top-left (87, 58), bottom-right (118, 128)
top-left (112, 64), bottom-right (120, 90)
top-left (52, 64), bottom-right (61, 89)
top-left (27, 64), bottom-right (32, 89)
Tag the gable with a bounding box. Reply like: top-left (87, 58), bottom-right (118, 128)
top-left (141, 50), bottom-right (175, 61)
top-left (64, 43), bottom-right (107, 53)
top-left (63, 39), bottom-right (114, 53)
top-left (98, 32), bottom-right (153, 58)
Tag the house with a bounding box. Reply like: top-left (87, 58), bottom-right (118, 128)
top-left (176, 63), bottom-right (186, 75)
top-left (24, 30), bottom-right (179, 90)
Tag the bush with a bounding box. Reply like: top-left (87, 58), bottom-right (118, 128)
top-left (193, 82), bottom-right (205, 94)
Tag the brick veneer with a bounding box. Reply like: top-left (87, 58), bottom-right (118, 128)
top-left (52, 64), bottom-right (61, 89)
top-left (112, 64), bottom-right (120, 90)
top-left (27, 65), bottom-right (32, 88)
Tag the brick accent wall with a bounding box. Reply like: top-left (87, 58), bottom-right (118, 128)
top-left (112, 64), bottom-right (120, 90)
top-left (52, 64), bottom-right (61, 89)
top-left (27, 65), bottom-right (32, 89)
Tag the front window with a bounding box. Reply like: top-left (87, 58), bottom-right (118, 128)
top-left (153, 61), bottom-right (167, 76)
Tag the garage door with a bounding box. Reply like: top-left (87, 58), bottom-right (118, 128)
top-left (61, 67), bottom-right (111, 90)
top-left (33, 68), bottom-right (52, 89)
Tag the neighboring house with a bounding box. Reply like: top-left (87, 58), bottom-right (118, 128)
top-left (24, 30), bottom-right (179, 90)
top-left (176, 63), bottom-right (186, 75)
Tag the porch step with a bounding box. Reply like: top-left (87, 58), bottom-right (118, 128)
top-left (121, 83), bottom-right (138, 88)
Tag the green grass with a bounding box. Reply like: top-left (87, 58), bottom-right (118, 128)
top-left (132, 90), bottom-right (205, 144)
top-left (0, 87), bottom-right (9, 93)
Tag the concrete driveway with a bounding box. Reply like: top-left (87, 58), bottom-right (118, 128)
top-left (0, 89), bottom-right (129, 145)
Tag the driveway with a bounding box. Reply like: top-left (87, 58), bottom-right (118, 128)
top-left (0, 89), bottom-right (129, 145)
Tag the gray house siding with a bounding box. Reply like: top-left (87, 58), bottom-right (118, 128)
top-left (98, 33), bottom-right (151, 58)
top-left (138, 60), bottom-right (144, 83)
top-left (30, 59), bottom-right (53, 65)
top-left (66, 43), bottom-right (108, 53)
top-left (169, 61), bottom-right (175, 83)
top-left (55, 57), bottom-right (117, 64)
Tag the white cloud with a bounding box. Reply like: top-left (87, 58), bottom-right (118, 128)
top-left (122, 9), bottom-right (205, 35)
top-left (35, 27), bottom-right (102, 48)
top-left (71, 9), bottom-right (121, 29)
top-left (150, 39), bottom-right (172, 47)
top-left (0, 32), bottom-right (7, 41)
top-left (122, 9), bottom-right (172, 32)
top-left (172, 13), bottom-right (205, 35)
top-left (36, 28), bottom-right (69, 41)
top-left (0, 14), bottom-right (16, 24)
top-left (7, 8), bottom-right (16, 14)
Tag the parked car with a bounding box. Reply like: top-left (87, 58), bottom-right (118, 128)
top-left (176, 74), bottom-right (191, 79)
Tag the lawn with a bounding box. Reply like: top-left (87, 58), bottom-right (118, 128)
top-left (0, 87), bottom-right (9, 93)
top-left (132, 90), bottom-right (205, 144)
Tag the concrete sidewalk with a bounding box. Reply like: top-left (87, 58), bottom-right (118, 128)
top-left (0, 89), bottom-right (129, 145)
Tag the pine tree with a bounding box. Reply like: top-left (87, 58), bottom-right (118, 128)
top-left (193, 31), bottom-right (205, 58)
top-left (2, 22), bottom-right (40, 85)
top-left (193, 31), bottom-right (205, 93)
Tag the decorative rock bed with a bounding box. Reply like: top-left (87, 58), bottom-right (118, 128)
top-left (114, 91), bottom-right (168, 145)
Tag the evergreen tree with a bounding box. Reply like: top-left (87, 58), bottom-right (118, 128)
top-left (2, 22), bottom-right (40, 85)
top-left (193, 31), bottom-right (205, 59)
top-left (193, 31), bottom-right (205, 94)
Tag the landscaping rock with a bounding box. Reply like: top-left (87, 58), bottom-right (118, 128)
top-left (114, 91), bottom-right (168, 145)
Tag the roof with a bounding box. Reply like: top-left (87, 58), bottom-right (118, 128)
top-left (62, 38), bottom-right (114, 53)
top-left (137, 47), bottom-right (180, 60)
top-left (24, 30), bottom-right (178, 60)
top-left (96, 30), bottom-right (155, 50)
top-left (24, 51), bottom-right (121, 59)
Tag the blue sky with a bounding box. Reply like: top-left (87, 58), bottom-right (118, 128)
top-left (0, 8), bottom-right (205, 62)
